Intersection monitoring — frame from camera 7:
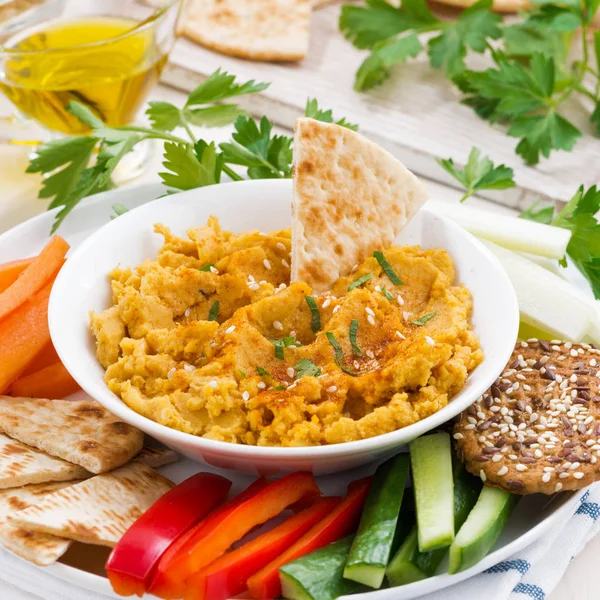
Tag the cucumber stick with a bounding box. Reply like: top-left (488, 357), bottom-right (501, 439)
top-left (344, 453), bottom-right (410, 588)
top-left (387, 463), bottom-right (481, 585)
top-left (280, 537), bottom-right (360, 600)
top-left (448, 486), bottom-right (519, 574)
top-left (410, 432), bottom-right (455, 552)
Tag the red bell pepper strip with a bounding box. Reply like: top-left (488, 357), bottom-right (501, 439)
top-left (185, 496), bottom-right (341, 600)
top-left (247, 477), bottom-right (372, 600)
top-left (150, 472), bottom-right (320, 599)
top-left (105, 472), bottom-right (231, 597)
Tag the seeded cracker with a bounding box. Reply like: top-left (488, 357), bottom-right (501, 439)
top-left (454, 340), bottom-right (600, 495)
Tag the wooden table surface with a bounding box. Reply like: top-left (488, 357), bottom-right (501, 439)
top-left (0, 83), bottom-right (598, 600)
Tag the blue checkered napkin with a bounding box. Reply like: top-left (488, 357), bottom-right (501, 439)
top-left (425, 484), bottom-right (600, 600)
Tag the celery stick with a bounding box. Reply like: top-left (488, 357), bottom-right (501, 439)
top-left (429, 201), bottom-right (571, 259)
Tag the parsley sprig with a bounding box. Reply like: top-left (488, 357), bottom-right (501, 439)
top-left (28, 71), bottom-right (357, 232)
top-left (340, 0), bottom-right (600, 164)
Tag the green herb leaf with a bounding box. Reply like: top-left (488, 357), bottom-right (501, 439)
top-left (373, 251), bottom-right (403, 285)
top-left (239, 369), bottom-right (246, 379)
top-left (411, 312), bottom-right (436, 326)
top-left (519, 201), bottom-right (555, 224)
top-left (326, 332), bottom-right (356, 376)
top-left (381, 286), bottom-right (394, 301)
top-left (270, 336), bottom-right (298, 360)
top-left (349, 319), bottom-right (362, 356)
top-left (185, 69), bottom-right (269, 106)
top-left (159, 141), bottom-right (221, 190)
top-left (185, 105), bottom-right (247, 128)
top-left (438, 147), bottom-right (516, 202)
top-left (274, 385), bottom-right (286, 391)
top-left (146, 101), bottom-right (184, 132)
top-left (110, 204), bottom-right (129, 219)
top-left (199, 263), bottom-right (214, 271)
top-left (305, 296), bottom-right (321, 333)
top-left (208, 300), bottom-right (220, 321)
top-left (348, 273), bottom-right (373, 291)
top-left (294, 358), bottom-right (322, 378)
top-left (305, 99), bottom-right (358, 131)
top-left (256, 367), bottom-right (272, 377)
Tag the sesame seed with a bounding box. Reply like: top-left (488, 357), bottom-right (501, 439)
top-left (184, 308), bottom-right (191, 317)
top-left (287, 367), bottom-right (295, 378)
top-left (333, 305), bottom-right (341, 314)
top-left (209, 380), bottom-right (218, 388)
top-left (480, 470), bottom-right (487, 482)
top-left (257, 382), bottom-right (266, 389)
top-left (263, 259), bottom-right (272, 270)
top-left (498, 466), bottom-right (508, 476)
top-left (365, 307), bottom-right (375, 316)
top-left (351, 264), bottom-right (358, 273)
top-left (210, 266), bottom-right (219, 274)
top-left (403, 311), bottom-right (412, 321)
top-left (167, 368), bottom-right (176, 379)
top-left (367, 315), bottom-right (376, 326)
top-left (573, 472), bottom-right (585, 480)
top-left (515, 464), bottom-right (527, 472)
top-left (183, 364), bottom-right (196, 372)
top-left (273, 321), bottom-right (283, 331)
top-left (395, 331), bottom-right (406, 340)
top-left (366, 349), bottom-right (375, 359)
top-left (374, 285), bottom-right (382, 292)
top-left (282, 259), bottom-right (290, 268)
top-left (425, 336), bottom-right (435, 346)
top-left (464, 424), bottom-right (476, 430)
top-left (492, 454), bottom-right (502, 462)
top-left (322, 298), bottom-right (331, 309)
top-left (571, 349), bottom-right (578, 357)
top-left (249, 282), bottom-right (260, 291)
top-left (453, 433), bottom-right (464, 440)
top-left (327, 385), bottom-right (337, 393)
top-left (259, 280), bottom-right (267, 285)
top-left (242, 391), bottom-right (250, 401)
top-left (559, 472), bottom-right (570, 479)
top-left (225, 325), bottom-right (236, 334)
top-left (397, 295), bottom-right (405, 305)
top-left (555, 482), bottom-right (563, 491)
top-left (542, 473), bottom-right (551, 483)
top-left (276, 242), bottom-right (287, 251)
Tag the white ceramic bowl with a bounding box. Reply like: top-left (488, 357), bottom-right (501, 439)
top-left (49, 179), bottom-right (519, 475)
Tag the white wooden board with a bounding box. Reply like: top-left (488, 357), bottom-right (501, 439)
top-left (163, 3), bottom-right (600, 209)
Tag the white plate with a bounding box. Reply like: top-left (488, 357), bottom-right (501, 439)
top-left (0, 184), bottom-right (584, 599)
top-left (48, 179), bottom-right (518, 474)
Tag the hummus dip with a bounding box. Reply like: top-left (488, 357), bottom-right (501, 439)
top-left (91, 218), bottom-right (483, 446)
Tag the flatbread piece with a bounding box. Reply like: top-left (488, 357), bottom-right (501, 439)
top-left (0, 481), bottom-right (76, 566)
top-left (135, 445), bottom-right (179, 468)
top-left (9, 461), bottom-right (174, 547)
top-left (0, 397), bottom-right (144, 474)
top-left (183, 0), bottom-right (312, 61)
top-left (0, 433), bottom-right (88, 489)
top-left (291, 118), bottom-right (428, 293)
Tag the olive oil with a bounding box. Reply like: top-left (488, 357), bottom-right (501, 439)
top-left (0, 17), bottom-right (168, 134)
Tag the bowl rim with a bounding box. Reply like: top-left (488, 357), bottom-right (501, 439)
top-left (49, 178), bottom-right (519, 458)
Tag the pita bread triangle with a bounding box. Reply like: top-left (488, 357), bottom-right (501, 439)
top-left (291, 118), bottom-right (428, 293)
top-left (0, 433), bottom-right (88, 489)
top-left (0, 397), bottom-right (144, 474)
top-left (8, 461), bottom-right (174, 547)
top-left (0, 481), bottom-right (77, 566)
top-left (183, 0), bottom-right (312, 62)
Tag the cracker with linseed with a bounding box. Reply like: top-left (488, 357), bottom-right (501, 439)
top-left (454, 339), bottom-right (600, 495)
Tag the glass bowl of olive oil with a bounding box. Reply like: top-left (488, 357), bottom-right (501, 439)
top-left (0, 0), bottom-right (182, 136)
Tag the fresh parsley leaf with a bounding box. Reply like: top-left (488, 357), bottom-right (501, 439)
top-left (256, 367), bottom-right (272, 377)
top-left (411, 312), bottom-right (436, 326)
top-left (381, 286), bottom-right (395, 301)
top-left (340, 0), bottom-right (438, 50)
top-left (274, 385), bottom-right (286, 391)
top-left (354, 34), bottom-right (423, 91)
top-left (373, 251), bottom-right (403, 285)
top-left (159, 141), bottom-right (221, 190)
top-left (428, 0), bottom-right (502, 77)
top-left (519, 200), bottom-right (555, 224)
top-left (326, 332), bottom-right (356, 376)
top-left (306, 296), bottom-right (321, 333)
top-left (146, 101), bottom-right (185, 132)
top-left (502, 23), bottom-right (569, 64)
top-left (198, 264), bottom-right (214, 271)
top-left (185, 69), bottom-right (269, 106)
top-left (270, 336), bottom-right (298, 360)
top-left (239, 369), bottom-right (247, 379)
top-left (185, 105), bottom-right (247, 128)
top-left (208, 300), bottom-right (220, 321)
top-left (294, 358), bottom-right (322, 378)
top-left (438, 147), bottom-right (516, 202)
top-left (349, 319), bottom-right (362, 356)
top-left (348, 273), bottom-right (373, 291)
top-left (305, 99), bottom-right (358, 131)
top-left (110, 204), bottom-right (129, 219)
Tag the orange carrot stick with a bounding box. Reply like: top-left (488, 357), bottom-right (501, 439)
top-left (21, 342), bottom-right (60, 376)
top-left (11, 361), bottom-right (80, 399)
top-left (0, 257), bottom-right (35, 293)
top-left (0, 282), bottom-right (53, 393)
top-left (0, 236), bottom-right (68, 322)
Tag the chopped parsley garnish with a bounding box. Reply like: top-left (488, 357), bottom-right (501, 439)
top-left (239, 369), bottom-right (246, 379)
top-left (208, 300), bottom-right (219, 321)
top-left (274, 385), bottom-right (286, 391)
top-left (199, 263), bottom-right (214, 272)
top-left (326, 332), bottom-right (356, 376)
top-left (270, 336), bottom-right (300, 359)
top-left (373, 251), bottom-right (403, 285)
top-left (294, 358), bottom-right (322, 379)
top-left (305, 296), bottom-right (321, 332)
top-left (348, 273), bottom-right (372, 291)
top-left (411, 312), bottom-right (436, 326)
top-left (256, 367), bottom-right (272, 377)
top-left (349, 319), bottom-right (362, 356)
top-left (381, 286), bottom-right (394, 302)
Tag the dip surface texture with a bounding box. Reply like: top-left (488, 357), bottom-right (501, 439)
top-left (91, 219), bottom-right (483, 446)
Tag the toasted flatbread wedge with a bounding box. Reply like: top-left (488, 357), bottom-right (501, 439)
top-left (0, 433), bottom-right (88, 489)
top-left (9, 461), bottom-right (173, 547)
top-left (291, 118), bottom-right (428, 293)
top-left (0, 481), bottom-right (77, 566)
top-left (136, 445), bottom-right (178, 469)
top-left (183, 0), bottom-right (312, 62)
top-left (0, 397), bottom-right (144, 474)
